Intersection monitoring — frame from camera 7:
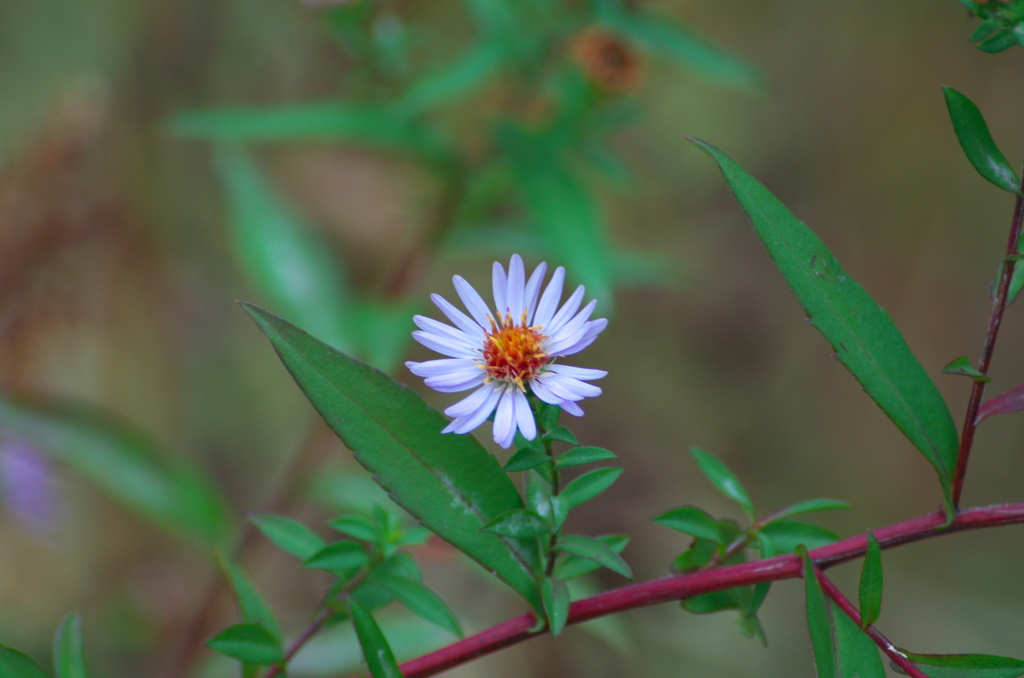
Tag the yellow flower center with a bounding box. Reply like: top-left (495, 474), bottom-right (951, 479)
top-left (482, 314), bottom-right (548, 390)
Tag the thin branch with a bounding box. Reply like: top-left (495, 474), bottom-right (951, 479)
top-left (389, 502), bottom-right (1024, 678)
top-left (952, 173), bottom-right (1024, 506)
top-left (812, 565), bottom-right (929, 678)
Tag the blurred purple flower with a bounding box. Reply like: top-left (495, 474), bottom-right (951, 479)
top-left (0, 438), bottom-right (60, 536)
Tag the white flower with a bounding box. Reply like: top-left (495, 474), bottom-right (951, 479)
top-left (406, 254), bottom-right (608, 448)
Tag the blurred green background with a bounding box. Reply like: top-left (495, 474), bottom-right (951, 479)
top-left (2, 0), bottom-right (1024, 676)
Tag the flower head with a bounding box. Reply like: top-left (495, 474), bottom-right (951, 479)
top-left (407, 254), bottom-right (607, 448)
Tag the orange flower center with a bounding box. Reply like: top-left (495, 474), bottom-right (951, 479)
top-left (482, 314), bottom-right (548, 390)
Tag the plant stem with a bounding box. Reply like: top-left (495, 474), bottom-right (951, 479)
top-left (389, 502), bottom-right (1024, 678)
top-left (812, 566), bottom-right (929, 678)
top-left (952, 176), bottom-right (1024, 507)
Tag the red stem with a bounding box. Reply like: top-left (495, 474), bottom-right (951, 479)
top-left (388, 502), bottom-right (1024, 678)
top-left (813, 566), bottom-right (929, 678)
top-left (952, 179), bottom-right (1024, 506)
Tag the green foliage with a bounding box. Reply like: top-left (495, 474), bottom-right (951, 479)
top-left (0, 396), bottom-right (232, 550)
top-left (369, 572), bottom-right (463, 638)
top-left (346, 597), bottom-right (404, 678)
top-left (962, 1), bottom-right (1024, 53)
top-left (833, 607), bottom-right (885, 678)
top-left (689, 139), bottom-right (960, 512)
top-left (206, 624), bottom-right (284, 666)
top-left (481, 509), bottom-right (552, 539)
top-left (221, 558), bottom-right (282, 643)
top-left (689, 447), bottom-right (755, 520)
top-left (800, 547), bottom-right (837, 678)
top-left (561, 467), bottom-right (623, 509)
top-left (248, 513), bottom-right (326, 561)
top-left (303, 541), bottom-right (371, 573)
top-left (553, 535), bottom-right (630, 580)
top-left (653, 505), bottom-right (725, 544)
top-left (859, 532), bottom-right (883, 630)
top-left (942, 87), bottom-right (1020, 195)
top-left (53, 614), bottom-right (88, 678)
top-left (941, 357), bottom-right (991, 383)
top-left (769, 498), bottom-right (852, 521)
top-left (541, 577), bottom-right (570, 638)
top-left (0, 646), bottom-right (49, 678)
top-left (757, 521), bottom-right (839, 553)
top-left (902, 652), bottom-right (1024, 678)
top-left (553, 534), bottom-right (632, 579)
top-left (244, 304), bottom-right (543, 611)
top-left (555, 446), bottom-right (617, 469)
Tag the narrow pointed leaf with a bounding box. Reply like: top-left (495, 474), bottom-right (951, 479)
top-left (554, 535), bottom-right (629, 580)
top-left (329, 515), bottom-right (380, 543)
top-left (760, 521), bottom-right (839, 553)
top-left (555, 446), bottom-right (617, 468)
top-left (690, 139), bottom-right (959, 510)
top-left (902, 652), bottom-right (1024, 678)
top-left (370, 572), bottom-right (463, 638)
top-left (833, 606), bottom-right (885, 678)
top-left (942, 87), bottom-right (1020, 195)
top-left (561, 467), bottom-right (622, 509)
top-left (221, 558), bottom-right (282, 642)
top-left (503, 446), bottom-right (550, 472)
top-left (976, 383), bottom-right (1024, 424)
top-left (0, 646), bottom-right (48, 678)
top-left (770, 498), bottom-right (851, 521)
top-left (747, 531), bottom-right (776, 618)
top-left (53, 614), bottom-right (88, 678)
top-left (481, 509), bottom-right (551, 538)
top-left (0, 395), bottom-right (232, 550)
top-left (940, 357), bottom-right (990, 382)
top-left (800, 547), bottom-right (838, 678)
top-left (543, 426), bottom-right (579, 446)
top-left (303, 541), bottom-right (370, 572)
top-left (859, 531), bottom-right (883, 629)
top-left (248, 513), bottom-right (325, 561)
top-left (653, 506), bottom-right (724, 544)
top-left (541, 577), bottom-right (570, 638)
top-left (690, 447), bottom-right (754, 519)
top-left (243, 304), bottom-right (543, 612)
top-left (553, 534), bottom-right (633, 579)
top-left (346, 597), bottom-right (403, 678)
top-left (206, 624), bottom-right (284, 665)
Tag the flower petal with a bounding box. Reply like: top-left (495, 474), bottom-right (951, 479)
top-left (413, 315), bottom-right (479, 350)
top-left (453, 275), bottom-right (493, 327)
top-left (533, 266), bottom-right (565, 329)
top-left (523, 262), bottom-right (547, 325)
top-left (546, 299), bottom-right (597, 354)
top-left (406, 358), bottom-right (476, 377)
top-left (425, 367), bottom-right (486, 393)
top-left (561, 400), bottom-right (584, 417)
top-left (432, 293), bottom-right (485, 338)
top-left (540, 371), bottom-right (602, 400)
top-left (412, 331), bottom-right (479, 359)
top-left (492, 260), bottom-right (508, 319)
top-left (545, 285), bottom-right (585, 336)
top-left (492, 387), bottom-right (517, 448)
top-left (528, 378), bottom-right (563, 406)
top-left (555, 318), bottom-right (607, 356)
top-left (512, 389), bottom-right (536, 441)
top-left (444, 384), bottom-right (502, 433)
top-left (506, 254), bottom-right (525, 321)
top-left (547, 364), bottom-right (608, 381)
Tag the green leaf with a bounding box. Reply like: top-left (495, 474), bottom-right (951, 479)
top-left (399, 41), bottom-right (506, 113)
top-left (858, 532), bottom-right (883, 629)
top-left (653, 506), bottom-right (724, 544)
top-left (800, 546), bottom-right (837, 678)
top-left (370, 572), bottom-right (463, 638)
top-left (503, 446), bottom-right (550, 472)
top-left (303, 541), bottom-right (371, 573)
top-left (770, 498), bottom-right (852, 521)
top-left (541, 577), bottom-right (570, 638)
top-left (53, 614), bottom-right (87, 678)
top-left (689, 447), bottom-right (754, 519)
top-left (553, 534), bottom-right (632, 579)
top-left (1008, 261), bottom-right (1024, 305)
top-left (901, 652), bottom-right (1024, 678)
top-left (834, 606), bottom-right (886, 678)
top-left (346, 597), bottom-right (403, 678)
top-left (689, 139), bottom-right (960, 511)
top-left (215, 146), bottom-right (353, 354)
top-left (221, 558), bottom-right (282, 642)
top-left (0, 646), bottom-right (49, 678)
top-left (206, 624), bottom-right (284, 666)
top-left (555, 446), bottom-right (618, 469)
top-left (682, 587), bottom-right (747, 614)
top-left (759, 521), bottom-right (839, 553)
top-left (0, 395), bottom-right (232, 550)
top-left (248, 513), bottom-right (326, 561)
top-left (977, 29), bottom-right (1019, 53)
top-left (943, 87), bottom-right (1020, 195)
top-left (941, 356), bottom-right (991, 382)
top-left (554, 535), bottom-right (629, 580)
top-left (671, 537), bottom-right (717, 573)
top-left (747, 531), bottom-right (775, 619)
top-left (481, 509), bottom-right (552, 539)
top-left (549, 495), bottom-right (569, 532)
top-left (171, 102), bottom-right (450, 164)
top-left (543, 426), bottom-right (579, 446)
top-left (243, 304), bottom-right (543, 612)
top-left (329, 515), bottom-right (380, 543)
top-left (561, 467), bottom-right (623, 509)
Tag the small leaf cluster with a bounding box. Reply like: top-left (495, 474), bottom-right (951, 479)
top-left (963, 0), bottom-right (1024, 53)
top-left (484, 403), bottom-right (630, 636)
top-left (206, 506), bottom-right (459, 676)
top-left (0, 614), bottom-right (89, 678)
top-left (654, 448), bottom-right (849, 642)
